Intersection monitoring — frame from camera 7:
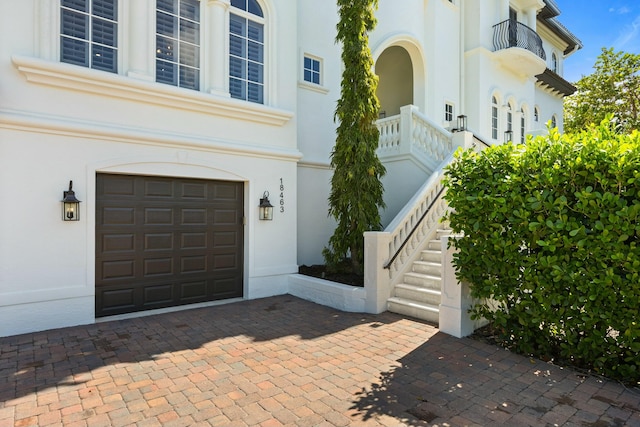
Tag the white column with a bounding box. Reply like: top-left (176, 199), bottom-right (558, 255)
top-left (526, 7), bottom-right (537, 31)
top-left (36, 0), bottom-right (58, 60)
top-left (206, 0), bottom-right (230, 96)
top-left (127, 0), bottom-right (154, 81)
top-left (500, 0), bottom-right (510, 21)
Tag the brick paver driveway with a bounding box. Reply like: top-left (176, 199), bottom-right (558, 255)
top-left (1, 296), bottom-right (639, 426)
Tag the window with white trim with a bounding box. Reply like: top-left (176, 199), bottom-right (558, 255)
top-left (303, 56), bottom-right (321, 85)
top-left (230, 0), bottom-right (265, 104)
top-left (491, 96), bottom-right (498, 140)
top-left (551, 53), bottom-right (558, 73)
top-left (551, 115), bottom-right (557, 128)
top-left (534, 107), bottom-right (540, 122)
top-left (444, 102), bottom-right (454, 122)
top-left (60, 0), bottom-right (118, 73)
top-left (506, 102), bottom-right (513, 132)
top-left (156, 0), bottom-right (201, 90)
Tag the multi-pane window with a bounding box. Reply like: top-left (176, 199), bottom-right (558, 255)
top-left (520, 108), bottom-right (525, 144)
top-left (551, 53), bottom-right (558, 73)
top-left (303, 56), bottom-right (321, 85)
top-left (444, 103), bottom-right (454, 122)
top-left (156, 0), bottom-right (200, 90)
top-left (230, 0), bottom-right (264, 104)
top-left (491, 96), bottom-right (498, 140)
top-left (60, 0), bottom-right (118, 73)
top-left (534, 107), bottom-right (539, 122)
top-left (551, 115), bottom-right (557, 128)
top-left (506, 103), bottom-right (513, 133)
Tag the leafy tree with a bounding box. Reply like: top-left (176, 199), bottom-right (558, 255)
top-left (565, 47), bottom-right (640, 134)
top-left (323, 0), bottom-right (386, 275)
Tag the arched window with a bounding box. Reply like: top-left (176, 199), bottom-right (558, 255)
top-left (230, 0), bottom-right (265, 103)
top-left (491, 96), bottom-right (498, 140)
top-left (506, 102), bottom-right (513, 132)
top-left (520, 108), bottom-right (526, 144)
top-left (551, 115), bottom-right (557, 129)
top-left (534, 107), bottom-right (539, 122)
top-left (551, 53), bottom-right (558, 73)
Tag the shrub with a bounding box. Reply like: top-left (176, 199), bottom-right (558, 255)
top-left (444, 119), bottom-right (640, 383)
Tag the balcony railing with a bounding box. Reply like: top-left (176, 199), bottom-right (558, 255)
top-left (493, 19), bottom-right (546, 61)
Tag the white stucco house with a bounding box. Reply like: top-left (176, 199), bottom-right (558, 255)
top-left (0, 0), bottom-right (580, 337)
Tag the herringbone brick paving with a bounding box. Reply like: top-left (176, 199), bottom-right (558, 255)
top-left (0, 296), bottom-right (638, 426)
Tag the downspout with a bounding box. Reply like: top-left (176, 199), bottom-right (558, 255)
top-left (459, 1), bottom-right (465, 118)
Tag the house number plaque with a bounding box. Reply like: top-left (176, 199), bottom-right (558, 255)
top-left (279, 178), bottom-right (285, 213)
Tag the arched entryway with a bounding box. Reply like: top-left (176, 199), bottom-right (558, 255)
top-left (375, 46), bottom-right (414, 117)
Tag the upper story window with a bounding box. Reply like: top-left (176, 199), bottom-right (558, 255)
top-left (491, 96), bottom-right (499, 140)
top-left (444, 102), bottom-right (454, 123)
top-left (506, 102), bottom-right (513, 132)
top-left (534, 107), bottom-right (540, 122)
top-left (303, 55), bottom-right (321, 85)
top-left (230, 0), bottom-right (265, 104)
top-left (520, 108), bottom-right (525, 144)
top-left (551, 115), bottom-right (557, 128)
top-left (60, 0), bottom-right (118, 73)
top-left (551, 53), bottom-right (558, 73)
top-left (156, 0), bottom-right (201, 90)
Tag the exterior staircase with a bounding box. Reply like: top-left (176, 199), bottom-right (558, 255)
top-left (387, 227), bottom-right (451, 324)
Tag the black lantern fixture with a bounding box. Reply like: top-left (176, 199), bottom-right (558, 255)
top-left (259, 191), bottom-right (273, 220)
top-left (456, 115), bottom-right (467, 132)
top-left (62, 180), bottom-right (81, 221)
top-left (504, 130), bottom-right (513, 143)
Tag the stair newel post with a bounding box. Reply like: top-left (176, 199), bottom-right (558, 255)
top-left (451, 129), bottom-right (475, 151)
top-left (439, 234), bottom-right (485, 337)
top-left (399, 105), bottom-right (416, 156)
top-left (364, 231), bottom-right (393, 314)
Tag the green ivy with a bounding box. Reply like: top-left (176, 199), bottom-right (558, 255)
top-left (444, 118), bottom-right (640, 383)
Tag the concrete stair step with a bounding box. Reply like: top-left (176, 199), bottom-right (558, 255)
top-left (387, 297), bottom-right (439, 324)
top-left (394, 283), bottom-right (441, 306)
top-left (420, 249), bottom-right (442, 262)
top-left (412, 260), bottom-right (442, 276)
top-left (404, 272), bottom-right (441, 288)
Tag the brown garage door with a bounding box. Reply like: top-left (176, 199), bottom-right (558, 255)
top-left (96, 174), bottom-right (244, 317)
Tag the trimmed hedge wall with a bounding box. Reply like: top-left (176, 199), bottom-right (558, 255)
top-left (444, 121), bottom-right (640, 383)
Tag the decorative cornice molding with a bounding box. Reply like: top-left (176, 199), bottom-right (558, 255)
top-left (12, 55), bottom-right (294, 127)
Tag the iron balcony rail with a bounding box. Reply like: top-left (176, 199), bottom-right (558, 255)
top-left (493, 19), bottom-right (546, 61)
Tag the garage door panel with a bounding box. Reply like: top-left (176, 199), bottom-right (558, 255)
top-left (181, 255), bottom-right (207, 273)
top-left (181, 232), bottom-right (207, 249)
top-left (181, 208), bottom-right (207, 225)
top-left (144, 233), bottom-right (174, 251)
top-left (102, 207), bottom-right (136, 225)
top-left (143, 284), bottom-right (174, 306)
top-left (102, 175), bottom-right (136, 196)
top-left (96, 174), bottom-right (244, 317)
top-left (143, 258), bottom-right (173, 276)
top-left (144, 208), bottom-right (173, 225)
top-left (180, 281), bottom-right (207, 300)
top-left (214, 210), bottom-right (238, 225)
top-left (102, 234), bottom-right (136, 252)
top-left (101, 260), bottom-right (135, 280)
top-left (145, 180), bottom-right (174, 197)
top-left (212, 231), bottom-right (237, 248)
top-left (182, 182), bottom-right (207, 199)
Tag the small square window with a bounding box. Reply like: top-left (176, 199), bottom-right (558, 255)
top-left (444, 103), bottom-right (454, 122)
top-left (303, 55), bottom-right (321, 85)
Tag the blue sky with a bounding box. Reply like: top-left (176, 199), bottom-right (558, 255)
top-left (554, 0), bottom-right (640, 82)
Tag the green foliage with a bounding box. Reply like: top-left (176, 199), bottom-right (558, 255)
top-left (323, 0), bottom-right (386, 275)
top-left (444, 118), bottom-right (640, 383)
top-left (565, 48), bottom-right (640, 134)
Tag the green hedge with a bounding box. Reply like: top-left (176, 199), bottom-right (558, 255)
top-left (444, 120), bottom-right (640, 383)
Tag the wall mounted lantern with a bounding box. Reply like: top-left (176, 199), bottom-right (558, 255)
top-left (62, 180), bottom-right (81, 221)
top-left (259, 191), bottom-right (273, 220)
top-left (504, 130), bottom-right (513, 143)
top-left (456, 115), bottom-right (467, 132)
